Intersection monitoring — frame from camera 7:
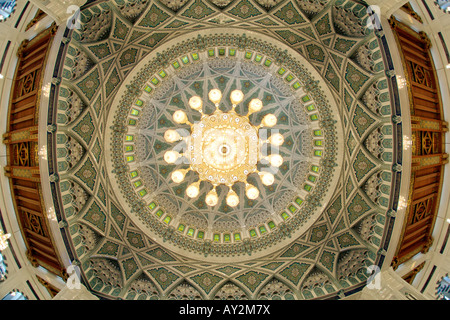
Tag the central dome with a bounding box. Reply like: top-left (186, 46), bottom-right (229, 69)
top-left (105, 30), bottom-right (343, 262)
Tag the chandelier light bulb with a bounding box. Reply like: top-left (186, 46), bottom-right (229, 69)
top-left (189, 95), bottom-right (203, 111)
top-left (245, 184), bottom-right (259, 200)
top-left (186, 182), bottom-right (200, 198)
top-left (269, 133), bottom-right (284, 146)
top-left (173, 110), bottom-right (188, 124)
top-left (226, 188), bottom-right (240, 207)
top-left (205, 188), bottom-right (219, 206)
top-left (230, 89), bottom-right (244, 106)
top-left (208, 89), bottom-right (222, 105)
top-left (164, 150), bottom-right (180, 164)
top-left (164, 129), bottom-right (181, 143)
top-left (261, 114), bottom-right (277, 127)
top-left (267, 154), bottom-right (284, 167)
top-left (248, 98), bottom-right (263, 114)
top-left (259, 171), bottom-right (275, 186)
top-left (171, 169), bottom-right (187, 183)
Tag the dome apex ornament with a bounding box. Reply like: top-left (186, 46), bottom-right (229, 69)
top-left (164, 89), bottom-right (283, 207)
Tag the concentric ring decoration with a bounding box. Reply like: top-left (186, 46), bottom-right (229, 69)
top-left (105, 29), bottom-right (344, 262)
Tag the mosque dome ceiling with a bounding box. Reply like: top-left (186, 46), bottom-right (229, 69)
top-left (50, 0), bottom-right (400, 299)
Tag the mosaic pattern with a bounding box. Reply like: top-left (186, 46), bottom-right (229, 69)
top-left (49, 0), bottom-right (399, 300)
top-left (110, 42), bottom-right (339, 257)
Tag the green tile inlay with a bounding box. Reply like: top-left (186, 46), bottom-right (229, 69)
top-left (281, 212), bottom-right (290, 220)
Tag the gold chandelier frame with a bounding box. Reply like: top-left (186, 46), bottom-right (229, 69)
top-left (163, 89), bottom-right (284, 207)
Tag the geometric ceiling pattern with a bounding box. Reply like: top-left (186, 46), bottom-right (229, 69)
top-left (50, 0), bottom-right (399, 299)
top-left (107, 33), bottom-right (343, 262)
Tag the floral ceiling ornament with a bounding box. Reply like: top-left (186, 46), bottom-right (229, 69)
top-left (164, 88), bottom-right (284, 207)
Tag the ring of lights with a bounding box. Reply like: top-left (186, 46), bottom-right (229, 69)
top-left (165, 88), bottom-right (284, 208)
top-left (105, 30), bottom-right (344, 262)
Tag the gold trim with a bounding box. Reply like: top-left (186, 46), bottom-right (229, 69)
top-left (400, 3), bottom-right (423, 24)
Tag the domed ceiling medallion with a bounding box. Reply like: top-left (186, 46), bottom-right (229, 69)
top-left (164, 88), bottom-right (283, 208)
top-left (106, 32), bottom-right (343, 262)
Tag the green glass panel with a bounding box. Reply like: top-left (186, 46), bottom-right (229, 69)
top-left (131, 109), bottom-right (140, 116)
top-left (156, 209), bottom-right (164, 217)
top-left (245, 51), bottom-right (252, 59)
top-left (172, 61), bottom-right (180, 69)
top-left (224, 234), bottom-right (231, 242)
top-left (181, 56), bottom-right (189, 64)
top-left (197, 231), bottom-right (204, 239)
top-left (125, 145), bottom-right (134, 152)
top-left (178, 224), bottom-right (185, 232)
top-left (314, 150), bottom-right (323, 157)
top-left (126, 156), bottom-right (134, 162)
top-left (295, 198), bottom-right (303, 206)
top-left (191, 53), bottom-right (199, 60)
top-left (310, 114), bottom-right (319, 121)
top-left (306, 104), bottom-right (316, 111)
top-left (187, 228), bottom-right (194, 237)
top-left (208, 49), bottom-right (214, 57)
top-left (249, 229), bottom-right (257, 237)
top-left (234, 233), bottom-right (241, 241)
top-left (130, 171), bottom-right (139, 178)
top-left (229, 48), bottom-right (236, 56)
top-left (293, 81), bottom-right (301, 89)
top-left (314, 140), bottom-right (323, 146)
top-left (218, 48), bottom-right (225, 56)
top-left (259, 226), bottom-right (267, 234)
top-left (158, 70), bottom-right (166, 78)
top-left (128, 119), bottom-right (137, 126)
top-left (302, 95), bottom-right (311, 103)
top-left (311, 165), bottom-right (319, 172)
top-left (135, 99), bottom-right (143, 106)
top-left (285, 74), bottom-right (294, 82)
top-left (289, 205), bottom-right (297, 213)
top-left (255, 54), bottom-right (262, 62)
top-left (308, 175), bottom-right (316, 182)
top-left (163, 216), bottom-right (171, 224)
top-left (144, 85), bottom-right (152, 93)
top-left (125, 135), bottom-right (134, 141)
top-left (133, 180), bottom-right (142, 188)
top-left (268, 221), bottom-right (276, 229)
top-left (281, 212), bottom-right (289, 220)
top-left (139, 189), bottom-right (147, 197)
top-left (148, 202), bottom-right (156, 210)
top-left (214, 234), bottom-right (220, 242)
top-left (304, 184), bottom-right (312, 192)
top-left (278, 67), bottom-right (286, 75)
top-left (264, 59), bottom-right (272, 67)
top-left (151, 77), bottom-right (159, 85)
top-left (313, 130), bottom-right (322, 136)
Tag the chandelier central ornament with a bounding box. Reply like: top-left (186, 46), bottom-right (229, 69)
top-left (163, 89), bottom-right (284, 208)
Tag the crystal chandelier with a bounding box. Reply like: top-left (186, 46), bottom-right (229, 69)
top-left (163, 89), bottom-right (284, 207)
top-left (0, 230), bottom-right (11, 251)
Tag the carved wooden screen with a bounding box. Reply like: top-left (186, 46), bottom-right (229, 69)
top-left (2, 24), bottom-right (66, 278)
top-left (389, 18), bottom-right (448, 268)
